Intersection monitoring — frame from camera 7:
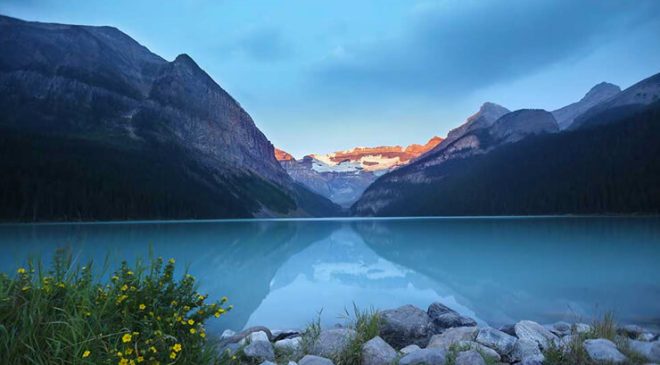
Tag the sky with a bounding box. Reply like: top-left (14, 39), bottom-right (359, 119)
top-left (2, 0), bottom-right (660, 157)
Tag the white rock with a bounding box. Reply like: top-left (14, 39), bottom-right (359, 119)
top-left (511, 338), bottom-right (544, 364)
top-left (299, 355), bottom-right (334, 365)
top-left (583, 338), bottom-right (627, 363)
top-left (275, 337), bottom-right (303, 354)
top-left (400, 344), bottom-right (421, 354)
top-left (475, 327), bottom-right (516, 355)
top-left (240, 330), bottom-right (269, 345)
top-left (514, 320), bottom-right (559, 350)
top-left (455, 350), bottom-right (485, 365)
top-left (629, 339), bottom-right (660, 362)
top-left (427, 327), bottom-right (478, 349)
top-left (221, 329), bottom-right (236, 339)
top-left (399, 348), bottom-right (447, 365)
top-left (361, 336), bottom-right (398, 365)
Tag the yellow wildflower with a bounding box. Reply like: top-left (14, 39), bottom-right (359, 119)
top-left (57, 282), bottom-right (66, 288)
top-left (120, 284), bottom-right (128, 291)
top-left (125, 348), bottom-right (133, 355)
top-left (187, 319), bottom-right (195, 325)
top-left (118, 359), bottom-right (128, 365)
top-left (168, 258), bottom-right (175, 264)
top-left (172, 343), bottom-right (182, 352)
top-left (214, 311), bottom-right (221, 318)
top-left (189, 328), bottom-right (197, 334)
top-left (139, 304), bottom-right (146, 310)
top-left (149, 346), bottom-right (157, 353)
top-left (17, 267), bottom-right (26, 274)
top-left (126, 271), bottom-right (134, 276)
top-left (137, 356), bottom-right (144, 363)
top-left (82, 350), bottom-right (91, 358)
top-left (111, 275), bottom-right (119, 281)
top-left (121, 333), bottom-right (132, 343)
top-left (200, 332), bottom-right (206, 338)
top-left (169, 352), bottom-right (177, 359)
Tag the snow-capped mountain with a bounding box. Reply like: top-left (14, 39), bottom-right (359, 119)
top-left (275, 137), bottom-right (442, 207)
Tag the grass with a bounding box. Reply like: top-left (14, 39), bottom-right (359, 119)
top-left (0, 249), bottom-right (232, 365)
top-left (444, 342), bottom-right (498, 365)
top-left (543, 313), bottom-right (651, 365)
top-left (333, 304), bottom-right (382, 365)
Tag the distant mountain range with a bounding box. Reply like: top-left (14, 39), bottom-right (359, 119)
top-left (0, 15), bottom-right (340, 221)
top-left (275, 137), bottom-right (441, 206)
top-left (1, 15), bottom-right (658, 221)
top-left (352, 72), bottom-right (660, 216)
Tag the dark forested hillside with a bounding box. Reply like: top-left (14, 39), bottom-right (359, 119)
top-left (352, 102), bottom-right (660, 216)
top-left (0, 128), bottom-right (299, 221)
top-left (0, 15), bottom-right (340, 221)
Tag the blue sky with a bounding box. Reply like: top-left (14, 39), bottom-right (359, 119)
top-left (3, 0), bottom-right (660, 157)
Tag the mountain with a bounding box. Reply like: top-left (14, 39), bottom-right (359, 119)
top-left (274, 148), bottom-right (295, 161)
top-left (352, 74), bottom-right (660, 216)
top-left (0, 15), bottom-right (340, 221)
top-left (570, 72), bottom-right (660, 130)
top-left (441, 102), bottom-right (510, 146)
top-left (276, 137), bottom-right (442, 207)
top-left (352, 105), bottom-right (559, 215)
top-left (552, 82), bottom-right (621, 129)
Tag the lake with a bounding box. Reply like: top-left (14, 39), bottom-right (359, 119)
top-left (1, 217), bottom-right (659, 333)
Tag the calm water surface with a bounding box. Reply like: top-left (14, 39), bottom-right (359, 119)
top-left (1, 217), bottom-right (659, 333)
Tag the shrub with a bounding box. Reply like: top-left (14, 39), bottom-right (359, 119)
top-left (0, 250), bottom-right (231, 365)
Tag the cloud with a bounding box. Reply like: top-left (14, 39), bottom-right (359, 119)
top-left (231, 25), bottom-right (293, 62)
top-left (310, 0), bottom-right (660, 100)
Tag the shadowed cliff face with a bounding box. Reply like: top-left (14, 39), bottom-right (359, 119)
top-left (0, 15), bottom-right (340, 220)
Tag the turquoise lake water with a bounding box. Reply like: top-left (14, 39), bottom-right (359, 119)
top-left (1, 217), bottom-right (659, 333)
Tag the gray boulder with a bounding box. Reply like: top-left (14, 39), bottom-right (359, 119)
top-left (452, 341), bottom-right (500, 362)
top-left (299, 355), bottom-right (334, 365)
top-left (514, 320), bottom-right (559, 350)
top-left (244, 340), bottom-right (275, 362)
top-left (221, 329), bottom-right (236, 340)
top-left (240, 330), bottom-right (270, 345)
top-left (455, 350), bottom-right (486, 365)
top-left (545, 321), bottom-right (572, 337)
top-left (311, 328), bottom-right (356, 358)
top-left (380, 305), bottom-right (432, 348)
top-left (510, 338), bottom-right (544, 365)
top-left (629, 340), bottom-right (660, 362)
top-left (399, 348), bottom-right (447, 365)
top-left (361, 336), bottom-right (398, 365)
top-left (400, 344), bottom-right (421, 354)
top-left (427, 327), bottom-right (478, 349)
top-left (583, 339), bottom-right (627, 363)
top-left (475, 327), bottom-right (516, 355)
top-left (275, 337), bottom-right (303, 357)
top-left (427, 302), bottom-right (477, 331)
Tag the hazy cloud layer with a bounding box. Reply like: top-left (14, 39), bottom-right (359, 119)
top-left (311, 0), bottom-right (660, 100)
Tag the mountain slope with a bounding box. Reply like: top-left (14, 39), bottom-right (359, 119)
top-left (352, 107), bottom-right (560, 215)
top-left (0, 15), bottom-right (340, 221)
top-left (352, 100), bottom-right (660, 216)
top-left (552, 82), bottom-right (620, 129)
top-left (570, 72), bottom-right (660, 130)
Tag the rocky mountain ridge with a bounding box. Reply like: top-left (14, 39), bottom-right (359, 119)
top-left (0, 15), bottom-right (340, 221)
top-left (351, 72), bottom-right (660, 216)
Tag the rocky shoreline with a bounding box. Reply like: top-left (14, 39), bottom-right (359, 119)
top-left (217, 302), bottom-right (660, 365)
